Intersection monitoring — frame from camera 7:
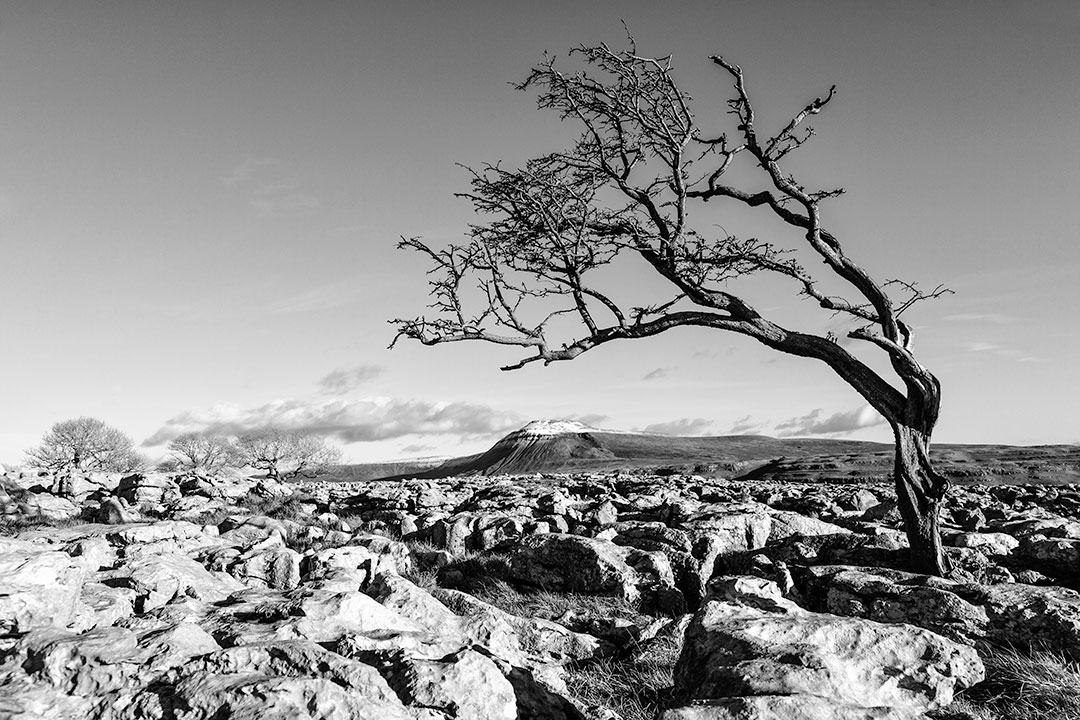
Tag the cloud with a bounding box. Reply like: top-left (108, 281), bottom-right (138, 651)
top-left (221, 157), bottom-right (278, 187)
top-left (692, 347), bottom-right (736, 359)
top-left (144, 397), bottom-right (520, 446)
top-left (963, 342), bottom-right (1046, 363)
top-left (330, 223), bottom-right (371, 236)
top-left (262, 284), bottom-right (360, 315)
top-left (399, 443), bottom-right (436, 455)
top-left (249, 193), bottom-right (321, 215)
top-left (642, 368), bottom-right (671, 381)
top-left (565, 413), bottom-right (610, 428)
top-left (641, 418), bottom-right (714, 436)
top-left (774, 405), bottom-right (885, 438)
top-left (222, 156), bottom-right (320, 216)
top-left (727, 414), bottom-right (765, 434)
top-left (943, 313), bottom-right (1016, 324)
top-left (318, 365), bottom-right (383, 395)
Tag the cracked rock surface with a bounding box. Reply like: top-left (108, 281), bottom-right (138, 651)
top-left (2, 466), bottom-right (1078, 718)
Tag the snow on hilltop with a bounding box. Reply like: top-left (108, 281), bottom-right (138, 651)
top-left (514, 419), bottom-right (635, 436)
top-left (516, 420), bottom-right (598, 436)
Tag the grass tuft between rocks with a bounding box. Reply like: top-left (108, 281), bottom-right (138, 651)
top-left (947, 644), bottom-right (1080, 720)
top-left (416, 549), bottom-right (639, 622)
top-left (403, 542), bottom-right (680, 718)
top-left (562, 635), bottom-right (1080, 720)
top-left (565, 631), bottom-right (680, 720)
top-left (0, 514), bottom-right (82, 536)
top-left (470, 576), bottom-right (636, 623)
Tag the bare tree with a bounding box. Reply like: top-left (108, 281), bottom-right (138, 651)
top-left (236, 429), bottom-right (342, 481)
top-left (392, 36), bottom-right (956, 575)
top-left (167, 433), bottom-right (241, 475)
top-left (26, 417), bottom-right (145, 474)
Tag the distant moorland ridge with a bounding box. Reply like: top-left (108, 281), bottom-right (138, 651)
top-left (327, 420), bottom-right (1080, 485)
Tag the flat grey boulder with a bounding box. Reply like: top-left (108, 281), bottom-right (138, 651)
top-left (202, 571), bottom-right (423, 646)
top-left (120, 552), bottom-right (244, 611)
top-left (434, 587), bottom-right (606, 665)
top-left (667, 503), bottom-right (854, 607)
top-left (127, 641), bottom-right (414, 720)
top-left (115, 473), bottom-right (179, 507)
top-left (226, 538), bottom-right (301, 591)
top-left (681, 502), bottom-right (851, 553)
top-left (799, 565), bottom-right (1080, 658)
top-left (0, 541), bottom-right (88, 634)
top-left (800, 566), bottom-right (992, 645)
top-left (370, 646), bottom-right (518, 720)
top-left (20, 622), bottom-right (218, 698)
top-left (106, 521), bottom-right (220, 558)
top-left (73, 582), bottom-right (137, 630)
top-left (303, 544), bottom-right (384, 582)
top-left (507, 533), bottom-right (683, 611)
top-left (1016, 534), bottom-right (1080, 582)
top-left (18, 492), bottom-right (81, 521)
top-left (0, 674), bottom-right (94, 720)
top-left (670, 576), bottom-right (982, 717)
top-left (951, 531), bottom-right (1018, 556)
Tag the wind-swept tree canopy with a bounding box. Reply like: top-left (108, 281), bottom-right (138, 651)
top-left (236, 429), bottom-right (342, 481)
top-left (26, 417), bottom-right (144, 474)
top-left (391, 35), bottom-right (955, 575)
top-left (167, 433), bottom-right (241, 475)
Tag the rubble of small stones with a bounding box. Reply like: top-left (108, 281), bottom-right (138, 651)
top-left (1, 464), bottom-right (1079, 719)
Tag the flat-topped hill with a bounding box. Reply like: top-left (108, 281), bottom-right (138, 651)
top-left (330, 420), bottom-right (1080, 485)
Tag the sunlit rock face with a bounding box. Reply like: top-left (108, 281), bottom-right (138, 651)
top-left (667, 576), bottom-right (984, 718)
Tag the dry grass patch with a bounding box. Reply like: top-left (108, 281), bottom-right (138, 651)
top-left (948, 644), bottom-right (1080, 720)
top-left (468, 576), bottom-right (635, 622)
top-left (0, 514), bottom-right (83, 536)
top-left (565, 630), bottom-right (681, 720)
top-left (430, 551), bottom-right (640, 622)
top-left (415, 545), bottom-right (680, 717)
top-left (401, 539), bottom-right (447, 591)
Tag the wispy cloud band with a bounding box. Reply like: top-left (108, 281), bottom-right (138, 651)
top-left (774, 405), bottom-right (885, 438)
top-left (640, 417), bottom-right (714, 436)
top-left (145, 397), bottom-right (519, 446)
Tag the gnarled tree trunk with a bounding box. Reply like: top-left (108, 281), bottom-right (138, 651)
top-left (892, 421), bottom-right (952, 576)
top-left (391, 37), bottom-right (960, 577)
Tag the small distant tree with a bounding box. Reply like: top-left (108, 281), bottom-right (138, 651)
top-left (26, 417), bottom-right (145, 473)
top-left (392, 36), bottom-right (956, 575)
top-left (236, 429), bottom-right (342, 480)
top-left (167, 433), bottom-right (241, 475)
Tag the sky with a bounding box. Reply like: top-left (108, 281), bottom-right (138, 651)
top-left (1, 1), bottom-right (1078, 465)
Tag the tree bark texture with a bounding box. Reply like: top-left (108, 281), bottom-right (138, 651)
top-left (893, 422), bottom-right (952, 576)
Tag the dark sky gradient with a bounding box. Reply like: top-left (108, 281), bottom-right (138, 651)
top-left (1, 1), bottom-right (1077, 462)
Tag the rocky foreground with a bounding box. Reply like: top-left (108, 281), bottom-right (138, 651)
top-left (1, 467), bottom-right (1079, 719)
